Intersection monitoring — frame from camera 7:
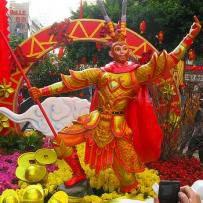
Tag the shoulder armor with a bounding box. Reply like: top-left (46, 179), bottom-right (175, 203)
top-left (136, 50), bottom-right (168, 83)
top-left (61, 68), bottom-right (101, 90)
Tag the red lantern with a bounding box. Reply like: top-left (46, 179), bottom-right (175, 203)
top-left (79, 91), bottom-right (84, 98)
top-left (188, 48), bottom-right (196, 61)
top-left (76, 64), bottom-right (80, 70)
top-left (162, 123), bottom-right (168, 130)
top-left (58, 47), bottom-right (64, 60)
top-left (139, 20), bottom-right (147, 34)
top-left (96, 42), bottom-right (102, 51)
top-left (156, 31), bottom-right (164, 43)
top-left (179, 83), bottom-right (185, 89)
top-left (92, 55), bottom-right (97, 64)
top-left (80, 56), bottom-right (87, 64)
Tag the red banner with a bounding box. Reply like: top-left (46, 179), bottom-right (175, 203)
top-left (0, 0), bottom-right (10, 82)
top-left (185, 65), bottom-right (203, 71)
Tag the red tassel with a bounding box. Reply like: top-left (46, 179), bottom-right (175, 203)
top-left (0, 0), bottom-right (10, 82)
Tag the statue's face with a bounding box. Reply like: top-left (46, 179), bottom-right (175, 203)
top-left (110, 41), bottom-right (129, 64)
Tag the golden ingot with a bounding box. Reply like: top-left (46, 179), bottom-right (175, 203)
top-left (48, 191), bottom-right (69, 203)
top-left (21, 184), bottom-right (44, 203)
top-left (16, 164), bottom-right (47, 183)
top-left (17, 152), bottom-right (36, 167)
top-left (35, 148), bottom-right (57, 165)
top-left (0, 189), bottom-right (19, 203)
top-left (23, 189), bottom-right (42, 200)
top-left (2, 196), bottom-right (18, 203)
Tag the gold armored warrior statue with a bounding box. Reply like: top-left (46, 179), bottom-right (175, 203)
top-left (29, 0), bottom-right (201, 193)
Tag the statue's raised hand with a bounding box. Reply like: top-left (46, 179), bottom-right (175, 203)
top-left (29, 87), bottom-right (42, 102)
top-left (188, 16), bottom-right (201, 39)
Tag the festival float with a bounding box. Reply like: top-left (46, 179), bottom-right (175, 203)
top-left (0, 0), bottom-right (203, 202)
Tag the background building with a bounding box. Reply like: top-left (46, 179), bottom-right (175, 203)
top-left (8, 1), bottom-right (30, 38)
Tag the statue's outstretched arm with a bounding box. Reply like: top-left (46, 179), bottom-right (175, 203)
top-left (29, 68), bottom-right (101, 101)
top-left (170, 16), bottom-right (201, 63)
top-left (135, 16), bottom-right (201, 84)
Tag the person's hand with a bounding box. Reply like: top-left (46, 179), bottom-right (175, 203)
top-left (179, 186), bottom-right (201, 203)
top-left (153, 186), bottom-right (201, 203)
top-left (188, 16), bottom-right (201, 39)
top-left (154, 197), bottom-right (159, 203)
top-left (29, 87), bottom-right (41, 102)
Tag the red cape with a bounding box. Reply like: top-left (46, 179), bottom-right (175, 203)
top-left (90, 61), bottom-right (163, 163)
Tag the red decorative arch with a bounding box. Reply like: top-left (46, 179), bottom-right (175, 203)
top-left (0, 19), bottom-right (157, 133)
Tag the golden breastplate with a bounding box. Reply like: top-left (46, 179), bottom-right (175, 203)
top-left (97, 71), bottom-right (139, 112)
top-left (86, 71), bottom-right (140, 147)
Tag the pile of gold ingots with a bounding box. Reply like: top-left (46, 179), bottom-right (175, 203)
top-left (16, 148), bottom-right (57, 183)
top-left (0, 148), bottom-right (70, 203)
top-left (0, 147), bottom-right (157, 202)
top-left (0, 188), bottom-right (70, 203)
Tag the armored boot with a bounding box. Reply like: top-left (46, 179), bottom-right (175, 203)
top-left (120, 180), bottom-right (138, 193)
top-left (53, 141), bottom-right (86, 187)
top-left (63, 147), bottom-right (86, 187)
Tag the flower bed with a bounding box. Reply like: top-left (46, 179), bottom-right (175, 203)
top-left (147, 156), bottom-right (203, 186)
top-left (0, 152), bottom-right (19, 193)
top-left (0, 143), bottom-right (159, 202)
top-left (0, 137), bottom-right (202, 202)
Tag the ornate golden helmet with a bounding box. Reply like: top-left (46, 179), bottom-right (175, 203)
top-left (97, 0), bottom-right (127, 42)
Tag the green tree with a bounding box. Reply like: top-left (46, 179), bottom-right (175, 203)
top-left (29, 0), bottom-right (203, 87)
top-left (71, 0), bottom-right (203, 56)
top-left (10, 35), bottom-right (25, 49)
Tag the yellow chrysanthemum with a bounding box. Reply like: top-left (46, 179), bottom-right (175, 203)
top-left (42, 159), bottom-right (72, 194)
top-left (83, 195), bottom-right (103, 203)
top-left (77, 144), bottom-right (120, 192)
top-left (15, 144), bottom-right (160, 202)
top-left (132, 168), bottom-right (160, 199)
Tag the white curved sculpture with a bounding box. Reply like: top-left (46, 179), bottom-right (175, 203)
top-left (0, 97), bottom-right (90, 137)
